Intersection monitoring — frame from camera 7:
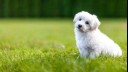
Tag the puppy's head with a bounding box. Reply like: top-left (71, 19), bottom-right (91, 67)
top-left (73, 11), bottom-right (100, 32)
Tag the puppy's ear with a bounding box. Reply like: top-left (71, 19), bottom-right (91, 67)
top-left (90, 15), bottom-right (101, 30)
top-left (73, 11), bottom-right (81, 23)
top-left (73, 14), bottom-right (77, 23)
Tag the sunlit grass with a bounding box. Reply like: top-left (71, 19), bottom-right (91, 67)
top-left (0, 19), bottom-right (127, 72)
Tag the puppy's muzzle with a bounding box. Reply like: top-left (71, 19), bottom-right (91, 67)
top-left (78, 24), bottom-right (82, 29)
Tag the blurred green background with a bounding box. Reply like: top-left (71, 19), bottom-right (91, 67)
top-left (0, 0), bottom-right (127, 18)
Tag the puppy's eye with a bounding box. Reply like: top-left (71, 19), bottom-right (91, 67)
top-left (85, 21), bottom-right (89, 24)
top-left (79, 18), bottom-right (82, 21)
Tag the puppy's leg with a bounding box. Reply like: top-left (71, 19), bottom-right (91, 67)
top-left (79, 48), bottom-right (89, 58)
top-left (89, 51), bottom-right (101, 58)
top-left (107, 44), bottom-right (122, 57)
top-left (89, 52), bottom-right (95, 58)
top-left (102, 43), bottom-right (122, 57)
top-left (89, 47), bottom-right (101, 58)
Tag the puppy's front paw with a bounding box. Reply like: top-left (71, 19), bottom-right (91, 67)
top-left (89, 52), bottom-right (100, 59)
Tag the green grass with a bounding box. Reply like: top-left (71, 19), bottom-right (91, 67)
top-left (0, 19), bottom-right (127, 72)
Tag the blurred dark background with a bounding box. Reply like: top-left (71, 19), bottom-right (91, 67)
top-left (0, 0), bottom-right (127, 18)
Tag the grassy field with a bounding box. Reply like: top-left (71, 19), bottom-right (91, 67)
top-left (0, 19), bottom-right (127, 72)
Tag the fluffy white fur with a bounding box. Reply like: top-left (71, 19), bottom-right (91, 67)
top-left (73, 11), bottom-right (122, 58)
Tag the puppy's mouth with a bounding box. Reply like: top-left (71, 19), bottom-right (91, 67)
top-left (77, 27), bottom-right (85, 32)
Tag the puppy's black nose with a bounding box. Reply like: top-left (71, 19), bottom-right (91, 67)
top-left (78, 24), bottom-right (82, 28)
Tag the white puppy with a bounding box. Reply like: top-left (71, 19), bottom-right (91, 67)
top-left (73, 11), bottom-right (122, 58)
